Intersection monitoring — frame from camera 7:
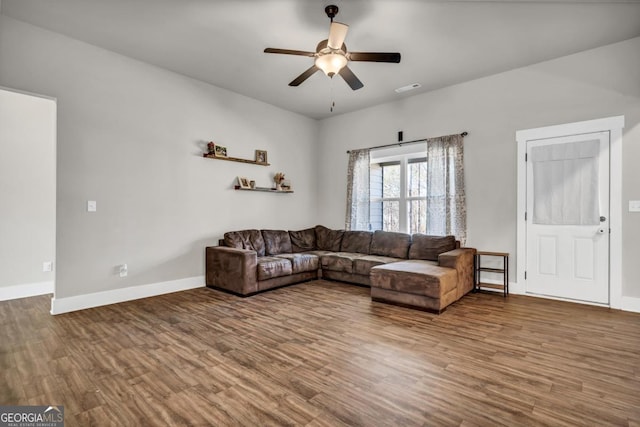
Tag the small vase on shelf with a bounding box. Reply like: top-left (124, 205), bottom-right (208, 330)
top-left (273, 172), bottom-right (286, 192)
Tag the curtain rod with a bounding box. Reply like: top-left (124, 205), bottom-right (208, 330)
top-left (346, 132), bottom-right (468, 154)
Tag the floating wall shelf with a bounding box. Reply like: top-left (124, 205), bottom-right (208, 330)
top-left (234, 186), bottom-right (293, 194)
top-left (202, 153), bottom-right (270, 166)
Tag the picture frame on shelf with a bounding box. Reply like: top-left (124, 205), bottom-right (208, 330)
top-left (237, 176), bottom-right (251, 189)
top-left (255, 149), bottom-right (268, 164)
top-left (281, 179), bottom-right (292, 191)
top-left (207, 141), bottom-right (216, 155)
top-left (214, 144), bottom-right (228, 158)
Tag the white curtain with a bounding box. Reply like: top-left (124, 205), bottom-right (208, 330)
top-left (345, 149), bottom-right (370, 230)
top-left (531, 140), bottom-right (600, 225)
top-left (425, 134), bottom-right (467, 244)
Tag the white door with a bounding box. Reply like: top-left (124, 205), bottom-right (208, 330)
top-left (525, 131), bottom-right (609, 304)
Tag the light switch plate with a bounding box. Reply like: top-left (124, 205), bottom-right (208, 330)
top-left (630, 200), bottom-right (640, 212)
top-left (43, 261), bottom-right (53, 272)
top-left (87, 200), bottom-right (97, 212)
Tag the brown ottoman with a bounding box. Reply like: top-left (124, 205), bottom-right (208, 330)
top-left (370, 260), bottom-right (459, 313)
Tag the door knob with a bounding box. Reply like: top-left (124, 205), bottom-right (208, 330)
top-left (598, 229), bottom-right (606, 234)
top-left (600, 216), bottom-right (606, 222)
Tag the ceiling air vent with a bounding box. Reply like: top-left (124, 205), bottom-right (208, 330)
top-left (395, 83), bottom-right (421, 93)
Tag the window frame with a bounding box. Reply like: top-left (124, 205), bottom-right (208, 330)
top-left (370, 154), bottom-right (427, 233)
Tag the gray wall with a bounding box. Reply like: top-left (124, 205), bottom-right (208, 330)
top-left (0, 88), bottom-right (55, 290)
top-left (317, 37), bottom-right (640, 298)
top-left (0, 15), bottom-right (320, 299)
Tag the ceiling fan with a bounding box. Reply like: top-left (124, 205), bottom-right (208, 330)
top-left (264, 5), bottom-right (401, 90)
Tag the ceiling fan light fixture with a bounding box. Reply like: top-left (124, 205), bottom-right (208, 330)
top-left (315, 53), bottom-right (348, 77)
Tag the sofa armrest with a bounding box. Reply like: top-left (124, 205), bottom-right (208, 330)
top-left (206, 246), bottom-right (258, 295)
top-left (438, 248), bottom-right (477, 298)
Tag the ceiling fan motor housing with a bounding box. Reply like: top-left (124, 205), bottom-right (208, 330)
top-left (325, 5), bottom-right (339, 21)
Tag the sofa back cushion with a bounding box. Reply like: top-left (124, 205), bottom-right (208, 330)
top-left (315, 225), bottom-right (345, 252)
top-left (341, 231), bottom-right (373, 254)
top-left (262, 230), bottom-right (293, 255)
top-left (370, 230), bottom-right (411, 259)
top-left (289, 227), bottom-right (317, 253)
top-left (409, 234), bottom-right (457, 261)
top-left (224, 230), bottom-right (266, 257)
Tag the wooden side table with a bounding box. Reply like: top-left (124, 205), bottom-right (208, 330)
top-left (475, 251), bottom-right (509, 297)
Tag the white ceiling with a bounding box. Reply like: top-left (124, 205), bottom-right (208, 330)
top-left (2, 0), bottom-right (640, 119)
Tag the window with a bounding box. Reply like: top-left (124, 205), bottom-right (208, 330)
top-left (370, 156), bottom-right (427, 233)
top-left (346, 134), bottom-right (465, 243)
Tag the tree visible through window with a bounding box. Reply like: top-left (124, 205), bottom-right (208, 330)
top-left (370, 157), bottom-right (427, 233)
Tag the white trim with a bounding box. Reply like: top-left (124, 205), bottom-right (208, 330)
top-left (0, 85), bottom-right (58, 102)
top-left (608, 124), bottom-right (623, 309)
top-left (620, 296), bottom-right (640, 313)
top-left (50, 276), bottom-right (204, 315)
top-left (0, 281), bottom-right (54, 301)
top-left (479, 278), bottom-right (640, 312)
top-left (516, 116), bottom-right (624, 308)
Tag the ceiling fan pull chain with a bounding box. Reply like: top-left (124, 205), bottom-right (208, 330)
top-left (330, 78), bottom-right (335, 112)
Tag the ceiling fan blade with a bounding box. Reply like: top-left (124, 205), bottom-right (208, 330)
top-left (348, 52), bottom-right (401, 63)
top-left (327, 22), bottom-right (349, 50)
top-left (264, 48), bottom-right (315, 57)
top-left (289, 65), bottom-right (320, 86)
top-left (339, 66), bottom-right (364, 91)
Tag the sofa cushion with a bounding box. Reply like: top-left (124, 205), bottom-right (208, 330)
top-left (256, 256), bottom-right (293, 280)
top-left (340, 231), bottom-right (373, 254)
top-left (370, 230), bottom-right (411, 259)
top-left (289, 227), bottom-right (317, 253)
top-left (224, 230), bottom-right (266, 257)
top-left (275, 253), bottom-right (319, 274)
top-left (370, 260), bottom-right (458, 298)
top-left (315, 225), bottom-right (345, 252)
top-left (409, 234), bottom-right (457, 261)
top-left (352, 255), bottom-right (408, 276)
top-left (320, 252), bottom-right (365, 274)
top-left (302, 250), bottom-right (333, 258)
top-left (262, 230), bottom-right (293, 255)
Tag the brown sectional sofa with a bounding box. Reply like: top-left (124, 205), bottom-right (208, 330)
top-left (205, 225), bottom-right (476, 313)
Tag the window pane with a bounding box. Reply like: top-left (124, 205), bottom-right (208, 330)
top-left (408, 199), bottom-right (427, 234)
top-left (382, 201), bottom-right (400, 232)
top-left (383, 164), bottom-right (400, 198)
top-left (408, 161), bottom-right (427, 197)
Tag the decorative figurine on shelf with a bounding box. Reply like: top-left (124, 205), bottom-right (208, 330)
top-left (274, 172), bottom-right (285, 191)
top-left (207, 141), bottom-right (216, 155)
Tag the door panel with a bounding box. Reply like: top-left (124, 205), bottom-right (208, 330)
top-left (526, 132), bottom-right (609, 303)
top-left (537, 236), bottom-right (557, 276)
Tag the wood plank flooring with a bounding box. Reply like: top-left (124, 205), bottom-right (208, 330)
top-left (1, 280), bottom-right (640, 426)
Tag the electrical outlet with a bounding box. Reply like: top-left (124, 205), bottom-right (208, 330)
top-left (87, 200), bottom-right (97, 212)
top-left (119, 264), bottom-right (128, 278)
top-left (630, 200), bottom-right (640, 212)
top-left (43, 261), bottom-right (53, 272)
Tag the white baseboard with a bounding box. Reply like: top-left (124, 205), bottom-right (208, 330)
top-left (50, 276), bottom-right (205, 315)
top-left (620, 296), bottom-right (640, 313)
top-left (480, 278), bottom-right (640, 313)
top-left (0, 281), bottom-right (54, 301)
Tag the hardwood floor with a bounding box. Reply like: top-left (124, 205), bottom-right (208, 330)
top-left (1, 280), bottom-right (640, 426)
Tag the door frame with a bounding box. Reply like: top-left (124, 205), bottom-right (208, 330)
top-left (516, 116), bottom-right (624, 308)
top-left (0, 85), bottom-right (57, 301)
